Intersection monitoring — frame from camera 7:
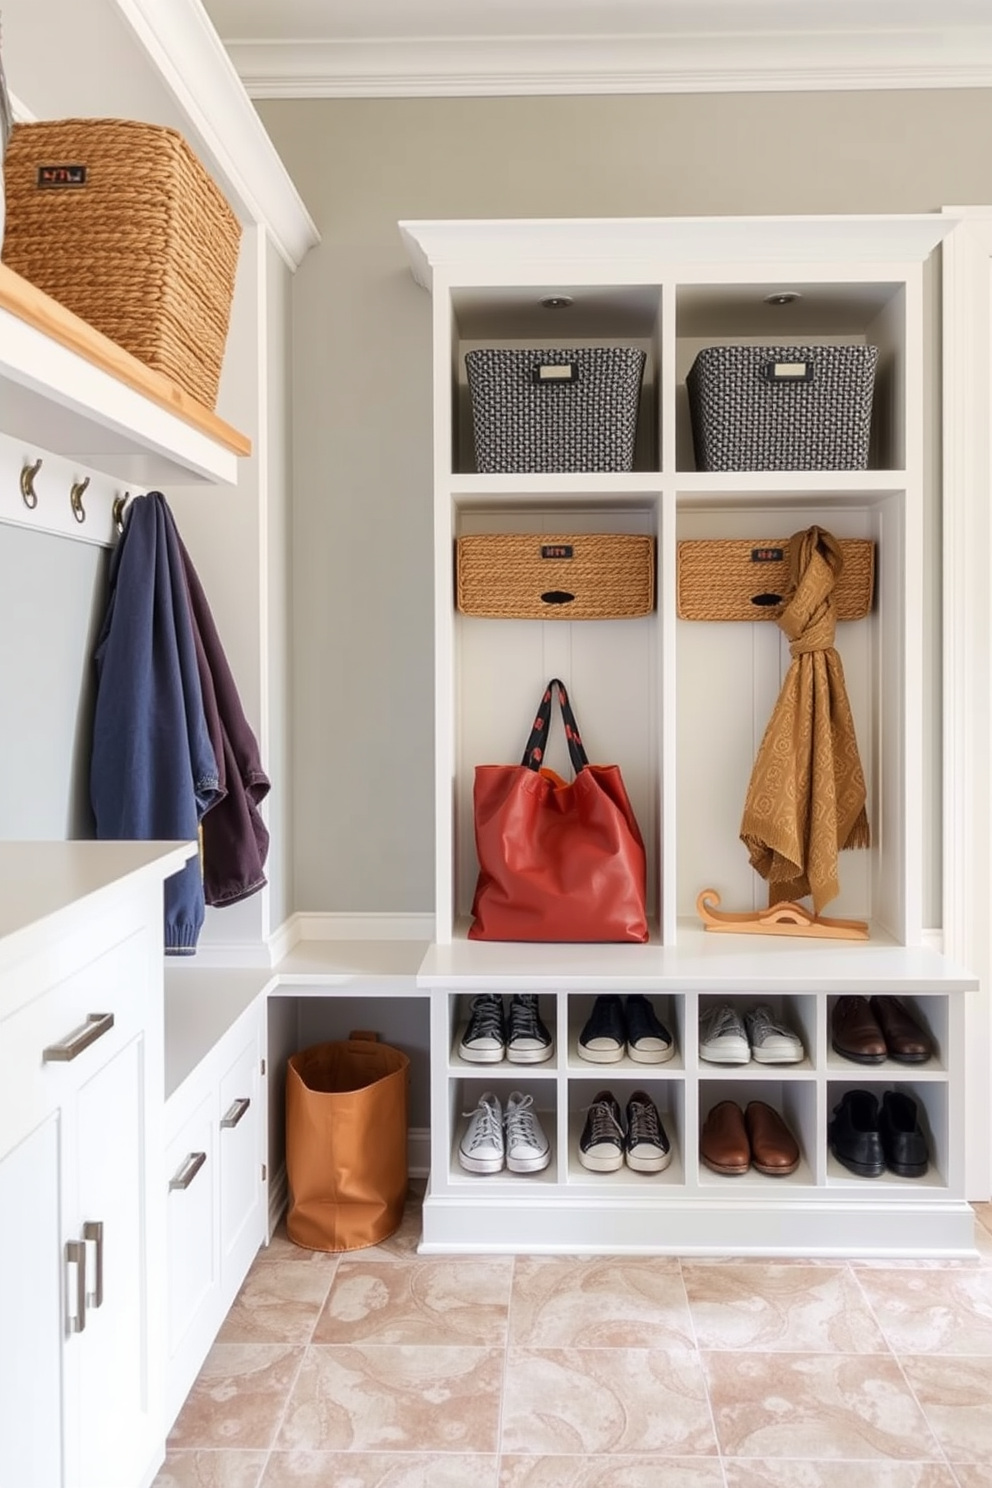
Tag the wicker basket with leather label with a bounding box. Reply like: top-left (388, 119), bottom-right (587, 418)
top-left (456, 533), bottom-right (655, 620)
top-left (676, 537), bottom-right (874, 622)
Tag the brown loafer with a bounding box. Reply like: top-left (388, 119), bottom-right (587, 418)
top-left (868, 996), bottom-right (933, 1064)
top-left (700, 1100), bottom-right (749, 1175)
top-left (831, 995), bottom-right (886, 1064)
top-left (745, 1101), bottom-right (800, 1176)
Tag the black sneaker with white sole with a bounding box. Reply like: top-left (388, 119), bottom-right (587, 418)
top-left (578, 1090), bottom-right (625, 1172)
top-left (577, 995), bottom-right (626, 1064)
top-left (624, 1090), bottom-right (672, 1173)
top-left (507, 993), bottom-right (553, 1064)
top-left (625, 995), bottom-right (675, 1064)
top-left (458, 993), bottom-right (506, 1063)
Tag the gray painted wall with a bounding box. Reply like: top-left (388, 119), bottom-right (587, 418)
top-left (258, 87), bottom-right (992, 926)
top-left (0, 526), bottom-right (108, 839)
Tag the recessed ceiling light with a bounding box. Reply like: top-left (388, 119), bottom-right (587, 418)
top-left (764, 291), bottom-right (802, 306)
top-left (540, 295), bottom-right (574, 310)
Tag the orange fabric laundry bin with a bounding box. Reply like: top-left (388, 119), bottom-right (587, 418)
top-left (285, 1034), bottom-right (410, 1253)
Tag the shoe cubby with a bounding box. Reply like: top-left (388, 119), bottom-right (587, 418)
top-left (695, 992), bottom-right (815, 1073)
top-left (567, 991), bottom-right (683, 1072)
top-left (697, 1077), bottom-right (818, 1188)
top-left (826, 992), bottom-right (946, 1076)
top-left (406, 216), bottom-right (979, 1256)
top-left (448, 1075), bottom-right (558, 1186)
top-left (565, 1078), bottom-right (685, 1187)
top-left (448, 990), bottom-right (558, 1071)
top-left (826, 1079), bottom-right (948, 1191)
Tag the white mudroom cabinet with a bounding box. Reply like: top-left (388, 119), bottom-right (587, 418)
top-left (0, 842), bottom-right (195, 1488)
top-left (401, 213), bottom-right (979, 1256)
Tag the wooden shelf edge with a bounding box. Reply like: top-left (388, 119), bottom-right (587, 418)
top-left (0, 263), bottom-right (252, 460)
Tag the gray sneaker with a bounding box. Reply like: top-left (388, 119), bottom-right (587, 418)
top-left (745, 1003), bottom-right (804, 1064)
top-left (698, 1002), bottom-right (750, 1064)
top-left (458, 1091), bottom-right (504, 1173)
top-left (504, 1091), bottom-right (551, 1173)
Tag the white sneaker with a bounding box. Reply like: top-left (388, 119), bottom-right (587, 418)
top-left (699, 1002), bottom-right (750, 1064)
top-left (504, 1091), bottom-right (551, 1174)
top-left (745, 1003), bottom-right (804, 1064)
top-left (458, 1092), bottom-right (504, 1173)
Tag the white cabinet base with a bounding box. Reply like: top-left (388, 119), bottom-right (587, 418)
top-left (420, 1191), bottom-right (976, 1258)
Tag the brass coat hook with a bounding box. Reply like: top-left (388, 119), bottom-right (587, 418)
top-left (20, 458), bottom-right (42, 510)
top-left (112, 492), bottom-right (131, 534)
top-left (69, 476), bottom-right (90, 524)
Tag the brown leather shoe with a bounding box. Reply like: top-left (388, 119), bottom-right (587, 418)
top-left (745, 1101), bottom-right (800, 1176)
top-left (700, 1100), bottom-right (749, 1175)
top-left (831, 995), bottom-right (886, 1064)
top-left (868, 996), bottom-right (933, 1064)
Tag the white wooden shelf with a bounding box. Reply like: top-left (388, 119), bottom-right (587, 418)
top-left (0, 264), bottom-right (251, 490)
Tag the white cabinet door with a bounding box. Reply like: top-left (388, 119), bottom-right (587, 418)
top-left (164, 1093), bottom-right (218, 1430)
top-left (73, 1033), bottom-right (153, 1488)
top-left (0, 1117), bottom-right (64, 1488)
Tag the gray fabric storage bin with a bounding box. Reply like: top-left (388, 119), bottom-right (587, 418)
top-left (686, 344), bottom-right (878, 471)
top-left (465, 346), bottom-right (646, 473)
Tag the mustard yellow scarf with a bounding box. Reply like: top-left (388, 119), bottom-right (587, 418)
top-left (740, 526), bottom-right (870, 913)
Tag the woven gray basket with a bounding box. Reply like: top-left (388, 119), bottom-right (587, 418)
top-left (686, 344), bottom-right (878, 471)
top-left (465, 346), bottom-right (646, 473)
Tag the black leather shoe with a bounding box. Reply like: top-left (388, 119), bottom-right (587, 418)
top-left (829, 1089), bottom-right (885, 1177)
top-left (879, 1089), bottom-right (929, 1177)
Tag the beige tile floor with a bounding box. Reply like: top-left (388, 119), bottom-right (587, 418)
top-left (155, 1194), bottom-right (992, 1488)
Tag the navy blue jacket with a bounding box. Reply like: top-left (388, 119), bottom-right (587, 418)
top-left (90, 493), bottom-right (221, 953)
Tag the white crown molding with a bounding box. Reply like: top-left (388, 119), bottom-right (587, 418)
top-left (225, 30), bottom-right (992, 99)
top-left (400, 214), bottom-right (961, 294)
top-left (110, 0), bottom-right (319, 268)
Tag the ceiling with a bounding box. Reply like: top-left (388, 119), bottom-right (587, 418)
top-left (200, 0), bottom-right (992, 97)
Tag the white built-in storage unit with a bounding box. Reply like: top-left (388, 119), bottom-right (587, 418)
top-left (402, 214), bottom-right (979, 1256)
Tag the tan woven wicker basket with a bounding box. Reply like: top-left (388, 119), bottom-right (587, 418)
top-left (676, 537), bottom-right (874, 622)
top-left (456, 533), bottom-right (655, 620)
top-left (1, 118), bottom-right (241, 409)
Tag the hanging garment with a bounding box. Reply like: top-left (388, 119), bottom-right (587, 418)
top-left (739, 525), bottom-right (870, 914)
top-left (90, 492), bottom-right (221, 953)
top-left (176, 530), bottom-right (270, 906)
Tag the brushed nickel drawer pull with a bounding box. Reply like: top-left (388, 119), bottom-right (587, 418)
top-left (65, 1239), bottom-right (86, 1335)
top-left (169, 1151), bottom-right (207, 1191)
top-left (82, 1221), bottom-right (104, 1308)
top-left (43, 1012), bottom-right (115, 1063)
top-left (221, 1096), bottom-right (251, 1129)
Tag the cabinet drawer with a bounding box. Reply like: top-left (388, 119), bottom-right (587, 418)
top-left (165, 1094), bottom-right (217, 1360)
top-left (0, 929), bottom-right (149, 1154)
top-left (218, 1030), bottom-right (262, 1290)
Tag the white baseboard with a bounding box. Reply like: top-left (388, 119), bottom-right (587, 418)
top-left (290, 911), bottom-right (436, 942)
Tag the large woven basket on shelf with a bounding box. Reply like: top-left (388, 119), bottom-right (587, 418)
top-left (456, 533), bottom-right (655, 620)
top-left (676, 537), bottom-right (874, 622)
top-left (1, 118), bottom-right (241, 409)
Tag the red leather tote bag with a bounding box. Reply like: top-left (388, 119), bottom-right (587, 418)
top-left (469, 679), bottom-right (648, 943)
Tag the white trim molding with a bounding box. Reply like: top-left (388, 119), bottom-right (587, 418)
top-left (291, 911), bottom-right (437, 942)
top-left (942, 205), bottom-right (992, 1202)
top-left (110, 0), bottom-right (319, 268)
top-left (225, 30), bottom-right (992, 100)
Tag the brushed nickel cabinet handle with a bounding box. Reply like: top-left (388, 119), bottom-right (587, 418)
top-left (65, 1239), bottom-right (86, 1335)
top-left (43, 1012), bottom-right (115, 1063)
top-left (82, 1221), bottom-right (104, 1309)
top-left (221, 1097), bottom-right (251, 1129)
top-left (169, 1151), bottom-right (207, 1191)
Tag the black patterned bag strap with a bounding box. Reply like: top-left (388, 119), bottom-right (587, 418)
top-left (521, 679), bottom-right (590, 774)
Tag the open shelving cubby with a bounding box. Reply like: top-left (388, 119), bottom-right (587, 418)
top-left (401, 214), bottom-right (977, 1257)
